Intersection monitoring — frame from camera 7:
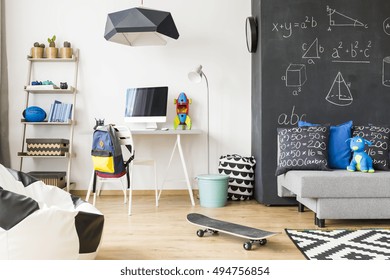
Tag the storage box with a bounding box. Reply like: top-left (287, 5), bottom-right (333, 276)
top-left (28, 171), bottom-right (66, 188)
top-left (26, 138), bottom-right (69, 156)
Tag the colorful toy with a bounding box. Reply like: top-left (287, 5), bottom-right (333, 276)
top-left (346, 136), bottom-right (374, 173)
top-left (173, 92), bottom-right (192, 130)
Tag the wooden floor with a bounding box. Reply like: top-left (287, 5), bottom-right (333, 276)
top-left (91, 193), bottom-right (390, 260)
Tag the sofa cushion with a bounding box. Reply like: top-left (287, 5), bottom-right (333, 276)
top-left (276, 126), bottom-right (330, 176)
top-left (352, 125), bottom-right (390, 170)
top-left (277, 170), bottom-right (390, 198)
top-left (299, 120), bottom-right (352, 169)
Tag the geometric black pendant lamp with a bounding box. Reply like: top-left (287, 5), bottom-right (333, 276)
top-left (104, 7), bottom-right (180, 46)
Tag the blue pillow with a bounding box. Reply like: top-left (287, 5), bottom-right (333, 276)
top-left (298, 120), bottom-right (352, 169)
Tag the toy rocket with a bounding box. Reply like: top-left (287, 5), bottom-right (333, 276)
top-left (174, 92), bottom-right (192, 130)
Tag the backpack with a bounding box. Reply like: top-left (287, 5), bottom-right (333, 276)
top-left (91, 124), bottom-right (133, 177)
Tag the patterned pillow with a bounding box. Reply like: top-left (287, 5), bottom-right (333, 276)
top-left (218, 154), bottom-right (256, 201)
top-left (352, 125), bottom-right (390, 170)
top-left (276, 126), bottom-right (330, 176)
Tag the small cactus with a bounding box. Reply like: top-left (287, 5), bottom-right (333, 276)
top-left (33, 42), bottom-right (45, 48)
top-left (63, 41), bottom-right (71, 48)
top-left (47, 35), bottom-right (56, 47)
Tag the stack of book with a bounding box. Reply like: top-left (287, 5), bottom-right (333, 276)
top-left (48, 100), bottom-right (73, 123)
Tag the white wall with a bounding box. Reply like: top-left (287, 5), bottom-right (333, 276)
top-left (5, 0), bottom-right (251, 190)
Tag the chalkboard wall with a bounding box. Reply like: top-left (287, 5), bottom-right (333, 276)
top-left (251, 0), bottom-right (390, 204)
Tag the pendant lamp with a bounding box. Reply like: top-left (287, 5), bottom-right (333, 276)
top-left (104, 6), bottom-right (179, 46)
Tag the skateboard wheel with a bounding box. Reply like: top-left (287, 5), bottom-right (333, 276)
top-left (196, 229), bottom-right (204, 237)
top-left (243, 242), bottom-right (252, 250)
top-left (259, 239), bottom-right (267, 245)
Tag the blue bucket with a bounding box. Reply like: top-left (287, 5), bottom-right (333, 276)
top-left (197, 174), bottom-right (229, 208)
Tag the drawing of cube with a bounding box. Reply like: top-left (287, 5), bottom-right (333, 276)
top-left (286, 64), bottom-right (307, 87)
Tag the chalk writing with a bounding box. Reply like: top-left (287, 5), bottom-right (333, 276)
top-left (281, 64), bottom-right (307, 95)
top-left (325, 72), bottom-right (353, 106)
top-left (277, 105), bottom-right (306, 126)
top-left (302, 38), bottom-right (324, 63)
top-left (383, 17), bottom-right (390, 35)
top-left (327, 6), bottom-right (368, 31)
top-left (331, 40), bottom-right (372, 63)
top-left (272, 16), bottom-right (318, 38)
top-left (382, 56), bottom-right (390, 87)
top-left (278, 126), bottom-right (328, 169)
top-left (352, 126), bottom-right (390, 168)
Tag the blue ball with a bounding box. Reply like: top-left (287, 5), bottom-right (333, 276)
top-left (23, 106), bottom-right (46, 122)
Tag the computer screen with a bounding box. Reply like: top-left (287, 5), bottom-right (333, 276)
top-left (124, 86), bottom-right (168, 129)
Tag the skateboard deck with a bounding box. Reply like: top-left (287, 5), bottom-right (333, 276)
top-left (187, 213), bottom-right (278, 250)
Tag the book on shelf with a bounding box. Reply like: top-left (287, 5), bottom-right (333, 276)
top-left (48, 100), bottom-right (73, 123)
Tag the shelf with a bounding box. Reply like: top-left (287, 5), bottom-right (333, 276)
top-left (20, 48), bottom-right (79, 193)
top-left (21, 119), bottom-right (74, 125)
top-left (17, 152), bottom-right (75, 158)
top-left (27, 54), bottom-right (77, 62)
top-left (24, 86), bottom-right (75, 94)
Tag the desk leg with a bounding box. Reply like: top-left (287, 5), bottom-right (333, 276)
top-left (176, 135), bottom-right (195, 206)
top-left (159, 138), bottom-right (178, 200)
top-left (159, 134), bottom-right (195, 206)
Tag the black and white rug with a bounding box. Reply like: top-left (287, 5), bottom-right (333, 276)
top-left (285, 228), bottom-right (390, 260)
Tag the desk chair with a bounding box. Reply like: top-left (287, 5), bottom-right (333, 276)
top-left (118, 126), bottom-right (158, 215)
top-left (86, 126), bottom-right (158, 215)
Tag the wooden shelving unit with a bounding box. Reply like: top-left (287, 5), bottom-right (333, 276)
top-left (18, 49), bottom-right (79, 192)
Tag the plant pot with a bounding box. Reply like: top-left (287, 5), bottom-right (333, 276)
top-left (59, 47), bottom-right (73, 59)
top-left (46, 47), bottom-right (58, 58)
top-left (31, 47), bottom-right (44, 58)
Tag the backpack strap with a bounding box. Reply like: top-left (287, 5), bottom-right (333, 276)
top-left (124, 144), bottom-right (134, 167)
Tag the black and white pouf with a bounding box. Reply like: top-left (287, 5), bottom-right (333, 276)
top-left (0, 164), bottom-right (104, 260)
top-left (218, 154), bottom-right (256, 201)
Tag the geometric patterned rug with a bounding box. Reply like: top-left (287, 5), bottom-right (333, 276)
top-left (285, 229), bottom-right (390, 260)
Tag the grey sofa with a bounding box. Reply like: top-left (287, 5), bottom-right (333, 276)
top-left (277, 170), bottom-right (390, 227)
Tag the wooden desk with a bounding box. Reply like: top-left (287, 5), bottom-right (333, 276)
top-left (132, 129), bottom-right (202, 205)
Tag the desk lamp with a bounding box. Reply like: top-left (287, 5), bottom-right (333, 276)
top-left (188, 65), bottom-right (210, 174)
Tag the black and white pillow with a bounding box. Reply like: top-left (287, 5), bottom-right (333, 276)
top-left (352, 125), bottom-right (390, 170)
top-left (218, 154), bottom-right (256, 201)
top-left (276, 126), bottom-right (330, 176)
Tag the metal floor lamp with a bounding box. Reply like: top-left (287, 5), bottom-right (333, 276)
top-left (188, 65), bottom-right (210, 174)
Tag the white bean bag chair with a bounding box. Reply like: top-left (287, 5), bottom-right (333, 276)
top-left (0, 164), bottom-right (104, 259)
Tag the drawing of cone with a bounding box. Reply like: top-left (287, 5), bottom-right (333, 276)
top-left (325, 72), bottom-right (353, 106)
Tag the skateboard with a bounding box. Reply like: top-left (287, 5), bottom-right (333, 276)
top-left (187, 213), bottom-right (278, 250)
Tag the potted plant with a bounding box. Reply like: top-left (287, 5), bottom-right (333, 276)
top-left (30, 42), bottom-right (45, 58)
top-left (60, 41), bottom-right (73, 59)
top-left (46, 35), bottom-right (58, 58)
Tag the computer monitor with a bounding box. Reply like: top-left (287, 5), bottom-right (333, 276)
top-left (124, 86), bottom-right (168, 130)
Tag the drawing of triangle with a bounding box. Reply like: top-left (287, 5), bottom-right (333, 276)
top-left (331, 10), bottom-right (365, 27)
top-left (325, 72), bottom-right (353, 106)
top-left (303, 38), bottom-right (319, 59)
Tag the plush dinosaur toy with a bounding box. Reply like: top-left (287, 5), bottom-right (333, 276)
top-left (346, 136), bottom-right (374, 173)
